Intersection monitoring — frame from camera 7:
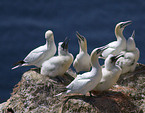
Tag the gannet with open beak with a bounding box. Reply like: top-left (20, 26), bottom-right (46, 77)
top-left (93, 54), bottom-right (123, 91)
top-left (65, 46), bottom-right (107, 95)
top-left (41, 38), bottom-right (74, 77)
top-left (100, 21), bottom-right (131, 59)
top-left (73, 32), bottom-right (91, 73)
top-left (116, 30), bottom-right (140, 74)
top-left (12, 30), bottom-right (56, 69)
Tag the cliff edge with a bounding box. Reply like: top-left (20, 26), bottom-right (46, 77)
top-left (0, 64), bottom-right (145, 113)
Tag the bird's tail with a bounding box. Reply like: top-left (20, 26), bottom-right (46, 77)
top-left (55, 90), bottom-right (69, 97)
top-left (55, 92), bottom-right (64, 97)
top-left (11, 61), bottom-right (25, 70)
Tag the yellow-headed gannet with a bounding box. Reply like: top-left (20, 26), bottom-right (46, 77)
top-left (116, 30), bottom-right (140, 74)
top-left (41, 38), bottom-right (74, 77)
top-left (100, 21), bottom-right (132, 59)
top-left (73, 32), bottom-right (91, 73)
top-left (93, 54), bottom-right (123, 91)
top-left (12, 30), bottom-right (56, 70)
top-left (65, 46), bottom-right (107, 95)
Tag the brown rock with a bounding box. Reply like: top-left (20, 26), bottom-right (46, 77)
top-left (0, 64), bottom-right (144, 113)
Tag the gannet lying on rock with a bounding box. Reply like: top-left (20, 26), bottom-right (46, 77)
top-left (41, 38), bottom-right (74, 77)
top-left (73, 32), bottom-right (91, 73)
top-left (12, 30), bottom-right (56, 69)
top-left (63, 46), bottom-right (107, 96)
top-left (116, 30), bottom-right (140, 74)
top-left (93, 54), bottom-right (123, 91)
top-left (100, 21), bottom-right (132, 59)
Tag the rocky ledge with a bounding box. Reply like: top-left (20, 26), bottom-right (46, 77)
top-left (0, 63), bottom-right (145, 113)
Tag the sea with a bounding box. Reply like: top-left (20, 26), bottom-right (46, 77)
top-left (0, 0), bottom-right (145, 103)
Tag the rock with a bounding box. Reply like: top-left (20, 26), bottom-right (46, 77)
top-left (0, 64), bottom-right (145, 113)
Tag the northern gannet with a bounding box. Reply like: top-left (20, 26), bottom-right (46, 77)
top-left (93, 54), bottom-right (123, 91)
top-left (41, 38), bottom-right (74, 77)
top-left (116, 30), bottom-right (140, 74)
top-left (73, 32), bottom-right (91, 73)
top-left (100, 21), bottom-right (132, 59)
top-left (12, 30), bottom-right (56, 69)
top-left (65, 47), bottom-right (107, 95)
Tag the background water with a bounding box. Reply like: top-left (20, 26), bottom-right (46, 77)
top-left (0, 0), bottom-right (145, 103)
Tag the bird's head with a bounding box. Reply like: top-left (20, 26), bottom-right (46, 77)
top-left (115, 20), bottom-right (132, 37)
top-left (127, 30), bottom-right (136, 51)
top-left (76, 31), bottom-right (87, 52)
top-left (45, 30), bottom-right (54, 40)
top-left (58, 38), bottom-right (70, 55)
top-left (91, 46), bottom-right (108, 58)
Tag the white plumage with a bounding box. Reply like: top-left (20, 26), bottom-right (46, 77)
top-left (12, 30), bottom-right (56, 69)
top-left (66, 47), bottom-right (107, 95)
top-left (41, 38), bottom-right (74, 77)
top-left (101, 21), bottom-right (131, 59)
top-left (73, 32), bottom-right (91, 73)
top-left (116, 30), bottom-right (140, 74)
top-left (93, 54), bottom-right (122, 91)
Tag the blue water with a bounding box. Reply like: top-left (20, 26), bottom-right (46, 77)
top-left (0, 0), bottom-right (145, 102)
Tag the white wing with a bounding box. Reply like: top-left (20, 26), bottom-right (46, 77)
top-left (66, 77), bottom-right (91, 91)
top-left (24, 45), bottom-right (47, 63)
top-left (101, 48), bottom-right (115, 58)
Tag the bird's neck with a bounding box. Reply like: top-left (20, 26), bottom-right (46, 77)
top-left (58, 49), bottom-right (68, 56)
top-left (46, 39), bottom-right (55, 49)
top-left (91, 54), bottom-right (101, 69)
top-left (79, 44), bottom-right (87, 53)
top-left (115, 29), bottom-right (125, 41)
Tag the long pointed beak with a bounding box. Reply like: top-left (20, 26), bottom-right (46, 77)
top-left (76, 31), bottom-right (85, 42)
top-left (123, 20), bottom-right (132, 27)
top-left (65, 38), bottom-right (70, 50)
top-left (61, 38), bottom-right (69, 50)
top-left (102, 46), bottom-right (108, 51)
top-left (131, 30), bottom-right (135, 39)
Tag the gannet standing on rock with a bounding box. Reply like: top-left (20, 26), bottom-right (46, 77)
top-left (73, 32), bottom-right (91, 73)
top-left (100, 21), bottom-right (132, 59)
top-left (116, 30), bottom-right (140, 74)
top-left (64, 47), bottom-right (107, 96)
top-left (12, 30), bottom-right (56, 70)
top-left (93, 54), bottom-right (123, 91)
top-left (41, 38), bottom-right (74, 77)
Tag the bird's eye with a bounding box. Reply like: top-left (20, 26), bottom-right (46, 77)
top-left (120, 24), bottom-right (124, 28)
top-left (96, 49), bottom-right (101, 54)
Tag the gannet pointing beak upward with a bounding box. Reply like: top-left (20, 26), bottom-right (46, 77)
top-left (73, 32), bottom-right (91, 73)
top-left (100, 21), bottom-right (132, 59)
top-left (93, 54), bottom-right (123, 91)
top-left (65, 46), bottom-right (107, 96)
top-left (12, 30), bottom-right (56, 70)
top-left (60, 38), bottom-right (69, 51)
top-left (41, 38), bottom-right (74, 77)
top-left (116, 30), bottom-right (140, 74)
top-left (115, 20), bottom-right (132, 39)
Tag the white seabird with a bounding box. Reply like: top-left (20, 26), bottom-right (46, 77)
top-left (65, 47), bottom-right (107, 95)
top-left (41, 38), bottom-right (74, 77)
top-left (93, 54), bottom-right (123, 91)
top-left (100, 21), bottom-right (132, 59)
top-left (12, 30), bottom-right (56, 70)
top-left (116, 30), bottom-right (140, 74)
top-left (73, 32), bottom-right (91, 73)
